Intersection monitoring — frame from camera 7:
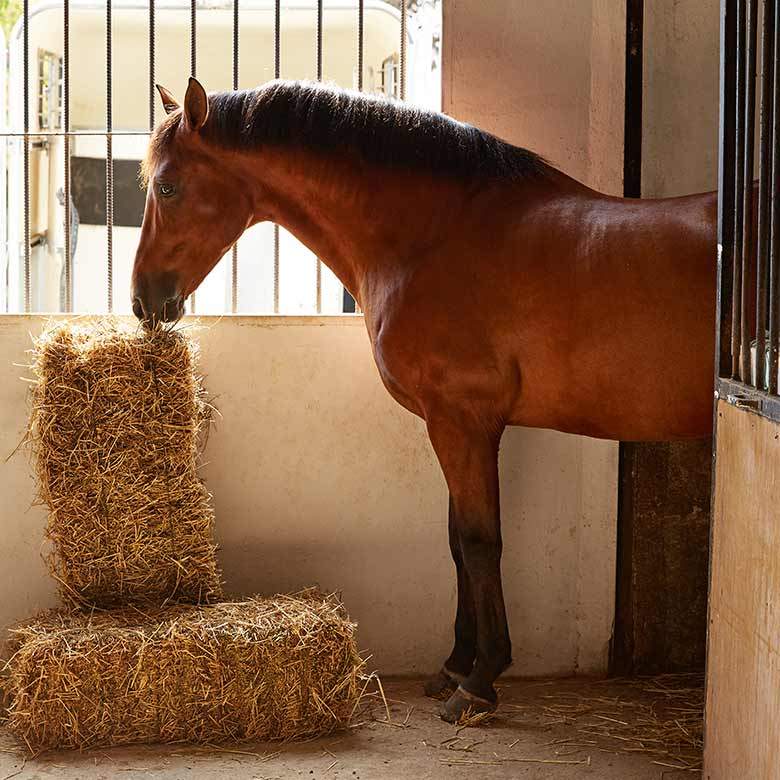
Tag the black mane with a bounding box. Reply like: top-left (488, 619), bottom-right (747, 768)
top-left (147, 80), bottom-right (552, 182)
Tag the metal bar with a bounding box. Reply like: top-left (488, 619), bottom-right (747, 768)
top-left (106, 0), bottom-right (114, 312)
top-left (231, 0), bottom-right (239, 313)
top-left (315, 0), bottom-right (323, 313)
top-left (358, 0), bottom-right (364, 91)
top-left (233, 0), bottom-right (239, 91)
top-left (718, 376), bottom-right (780, 422)
top-left (399, 0), bottom-right (407, 100)
top-left (769, 0), bottom-right (780, 391)
top-left (190, 0), bottom-right (197, 78)
top-left (275, 0), bottom-right (280, 78)
top-left (732, 0), bottom-right (747, 378)
top-left (63, 0), bottom-right (72, 312)
top-left (755, 0), bottom-right (775, 389)
top-left (23, 0), bottom-right (30, 313)
top-left (63, 136), bottom-right (71, 312)
top-left (611, 0), bottom-right (645, 677)
top-left (740, 0), bottom-right (758, 382)
top-left (189, 0), bottom-right (197, 314)
top-left (316, 0), bottom-right (323, 80)
top-left (346, 0), bottom-right (365, 313)
top-left (273, 0), bottom-right (280, 313)
top-left (624, 0), bottom-right (644, 199)
top-left (2, 130), bottom-right (153, 137)
top-left (149, 0), bottom-right (155, 131)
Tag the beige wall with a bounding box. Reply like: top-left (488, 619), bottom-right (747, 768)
top-left (0, 315), bottom-right (618, 675)
top-left (643, 0), bottom-right (720, 197)
top-left (443, 0), bottom-right (625, 194)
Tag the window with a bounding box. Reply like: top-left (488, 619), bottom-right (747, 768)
top-left (1, 0), bottom-right (443, 316)
top-left (37, 50), bottom-right (63, 131)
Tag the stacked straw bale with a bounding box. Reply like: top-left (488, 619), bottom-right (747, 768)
top-left (3, 319), bottom-right (365, 754)
top-left (27, 320), bottom-right (222, 607)
top-left (5, 592), bottom-right (363, 753)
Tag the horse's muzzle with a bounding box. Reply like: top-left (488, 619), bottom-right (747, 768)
top-left (132, 294), bottom-right (184, 326)
top-left (132, 269), bottom-right (184, 327)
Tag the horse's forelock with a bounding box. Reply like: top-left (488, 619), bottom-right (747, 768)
top-left (140, 111), bottom-right (183, 187)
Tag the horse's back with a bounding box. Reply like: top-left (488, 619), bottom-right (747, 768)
top-left (502, 185), bottom-right (719, 440)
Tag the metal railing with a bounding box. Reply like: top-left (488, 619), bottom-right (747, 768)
top-left (3, 0), bottom-right (425, 316)
top-left (717, 0), bottom-right (780, 420)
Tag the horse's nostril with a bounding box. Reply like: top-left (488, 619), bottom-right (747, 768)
top-left (132, 297), bottom-right (145, 320)
top-left (162, 296), bottom-right (183, 322)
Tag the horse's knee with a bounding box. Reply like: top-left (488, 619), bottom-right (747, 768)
top-left (458, 528), bottom-right (502, 565)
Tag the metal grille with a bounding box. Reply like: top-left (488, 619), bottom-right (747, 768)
top-left (718, 0), bottom-right (780, 419)
top-left (3, 1), bottom-right (440, 316)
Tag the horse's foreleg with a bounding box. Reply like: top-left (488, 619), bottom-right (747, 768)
top-left (424, 496), bottom-right (476, 698)
top-left (426, 413), bottom-right (511, 722)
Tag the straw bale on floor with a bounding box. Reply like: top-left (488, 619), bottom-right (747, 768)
top-left (4, 592), bottom-right (362, 753)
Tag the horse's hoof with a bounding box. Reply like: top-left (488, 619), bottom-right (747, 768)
top-left (440, 685), bottom-right (497, 724)
top-left (423, 668), bottom-right (463, 699)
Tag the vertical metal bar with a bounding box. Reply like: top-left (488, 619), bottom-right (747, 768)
top-left (63, 0), bottom-right (72, 312)
top-left (732, 0), bottom-right (747, 378)
top-left (315, 0), bottom-right (323, 313)
top-left (344, 0), bottom-right (365, 314)
top-left (190, 0), bottom-right (197, 78)
top-left (231, 0), bottom-right (239, 313)
top-left (149, 0), bottom-right (155, 132)
top-left (611, 0), bottom-right (645, 677)
top-left (23, 0), bottom-right (30, 313)
top-left (399, 0), bottom-right (407, 100)
top-left (358, 0), bottom-right (364, 91)
top-left (718, 0), bottom-right (738, 381)
top-left (106, 0), bottom-right (114, 313)
top-left (769, 0), bottom-right (780, 392)
top-left (274, 0), bottom-right (280, 78)
top-left (755, 0), bottom-right (775, 389)
top-left (624, 0), bottom-right (644, 199)
top-left (316, 0), bottom-right (323, 80)
top-left (740, 0), bottom-right (758, 382)
top-left (273, 0), bottom-right (280, 313)
top-left (189, 0), bottom-right (197, 314)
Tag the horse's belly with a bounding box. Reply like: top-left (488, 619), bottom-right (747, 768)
top-left (507, 333), bottom-right (716, 441)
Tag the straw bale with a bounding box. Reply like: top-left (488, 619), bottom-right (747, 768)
top-left (4, 592), bottom-right (363, 753)
top-left (27, 319), bottom-right (222, 607)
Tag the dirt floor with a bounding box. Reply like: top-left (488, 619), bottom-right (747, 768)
top-left (0, 676), bottom-right (703, 780)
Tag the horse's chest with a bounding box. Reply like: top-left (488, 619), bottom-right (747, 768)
top-left (363, 313), bottom-right (426, 418)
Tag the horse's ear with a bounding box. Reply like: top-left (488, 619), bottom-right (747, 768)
top-left (156, 84), bottom-right (180, 115)
top-left (183, 77), bottom-right (209, 132)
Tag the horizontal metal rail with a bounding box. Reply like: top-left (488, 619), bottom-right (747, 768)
top-left (719, 0), bottom-right (780, 412)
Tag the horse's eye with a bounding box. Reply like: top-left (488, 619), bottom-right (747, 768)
top-left (158, 183), bottom-right (176, 198)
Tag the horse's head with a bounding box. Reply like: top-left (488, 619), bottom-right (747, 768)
top-left (132, 78), bottom-right (253, 324)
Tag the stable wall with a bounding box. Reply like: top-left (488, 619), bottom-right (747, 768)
top-left (704, 402), bottom-right (780, 779)
top-left (443, 0), bottom-right (625, 196)
top-left (0, 315), bottom-right (618, 675)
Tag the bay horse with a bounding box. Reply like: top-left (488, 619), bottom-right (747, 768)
top-left (132, 78), bottom-right (718, 722)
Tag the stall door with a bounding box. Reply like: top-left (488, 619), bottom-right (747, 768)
top-left (704, 1), bottom-right (780, 777)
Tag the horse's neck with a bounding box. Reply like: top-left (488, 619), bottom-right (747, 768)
top-left (244, 147), bottom-right (477, 306)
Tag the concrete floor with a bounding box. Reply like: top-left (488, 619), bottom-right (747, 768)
top-left (0, 678), bottom-right (702, 780)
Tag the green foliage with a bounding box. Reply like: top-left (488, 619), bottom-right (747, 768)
top-left (0, 0), bottom-right (22, 38)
